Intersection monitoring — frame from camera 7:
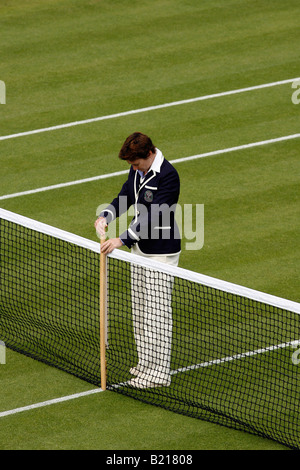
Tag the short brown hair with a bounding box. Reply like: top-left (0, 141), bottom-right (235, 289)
top-left (118, 132), bottom-right (156, 162)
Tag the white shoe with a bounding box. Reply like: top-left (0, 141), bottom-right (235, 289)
top-left (128, 375), bottom-right (171, 389)
top-left (129, 366), bottom-right (142, 376)
top-left (129, 364), bottom-right (148, 376)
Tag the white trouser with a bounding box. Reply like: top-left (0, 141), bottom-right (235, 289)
top-left (131, 244), bottom-right (180, 383)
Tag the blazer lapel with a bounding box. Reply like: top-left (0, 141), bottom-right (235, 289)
top-left (137, 171), bottom-right (156, 196)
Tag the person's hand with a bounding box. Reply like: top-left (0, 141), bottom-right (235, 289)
top-left (101, 238), bottom-right (123, 254)
top-left (94, 217), bottom-right (107, 237)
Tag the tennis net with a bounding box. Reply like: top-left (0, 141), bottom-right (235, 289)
top-left (1, 208), bottom-right (300, 449)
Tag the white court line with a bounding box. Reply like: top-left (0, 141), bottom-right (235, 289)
top-left (0, 77), bottom-right (298, 142)
top-left (0, 388), bottom-right (103, 418)
top-left (0, 169), bottom-right (130, 201)
top-left (173, 339), bottom-right (300, 375)
top-left (108, 339), bottom-right (300, 390)
top-left (0, 132), bottom-right (299, 201)
top-left (2, 338), bottom-right (299, 418)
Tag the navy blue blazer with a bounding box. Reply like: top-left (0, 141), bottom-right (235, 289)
top-left (99, 150), bottom-right (181, 255)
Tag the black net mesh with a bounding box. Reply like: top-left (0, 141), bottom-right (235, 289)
top-left (1, 213), bottom-right (300, 449)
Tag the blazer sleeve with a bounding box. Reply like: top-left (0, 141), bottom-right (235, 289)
top-left (98, 169), bottom-right (132, 224)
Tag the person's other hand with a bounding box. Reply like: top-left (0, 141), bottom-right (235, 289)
top-left (100, 238), bottom-right (123, 254)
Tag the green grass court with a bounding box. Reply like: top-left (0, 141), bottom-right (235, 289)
top-left (0, 0), bottom-right (299, 450)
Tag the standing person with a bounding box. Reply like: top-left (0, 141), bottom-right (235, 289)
top-left (95, 132), bottom-right (181, 388)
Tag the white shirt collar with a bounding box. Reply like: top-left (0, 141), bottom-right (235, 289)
top-left (148, 148), bottom-right (164, 174)
top-left (138, 148), bottom-right (164, 180)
